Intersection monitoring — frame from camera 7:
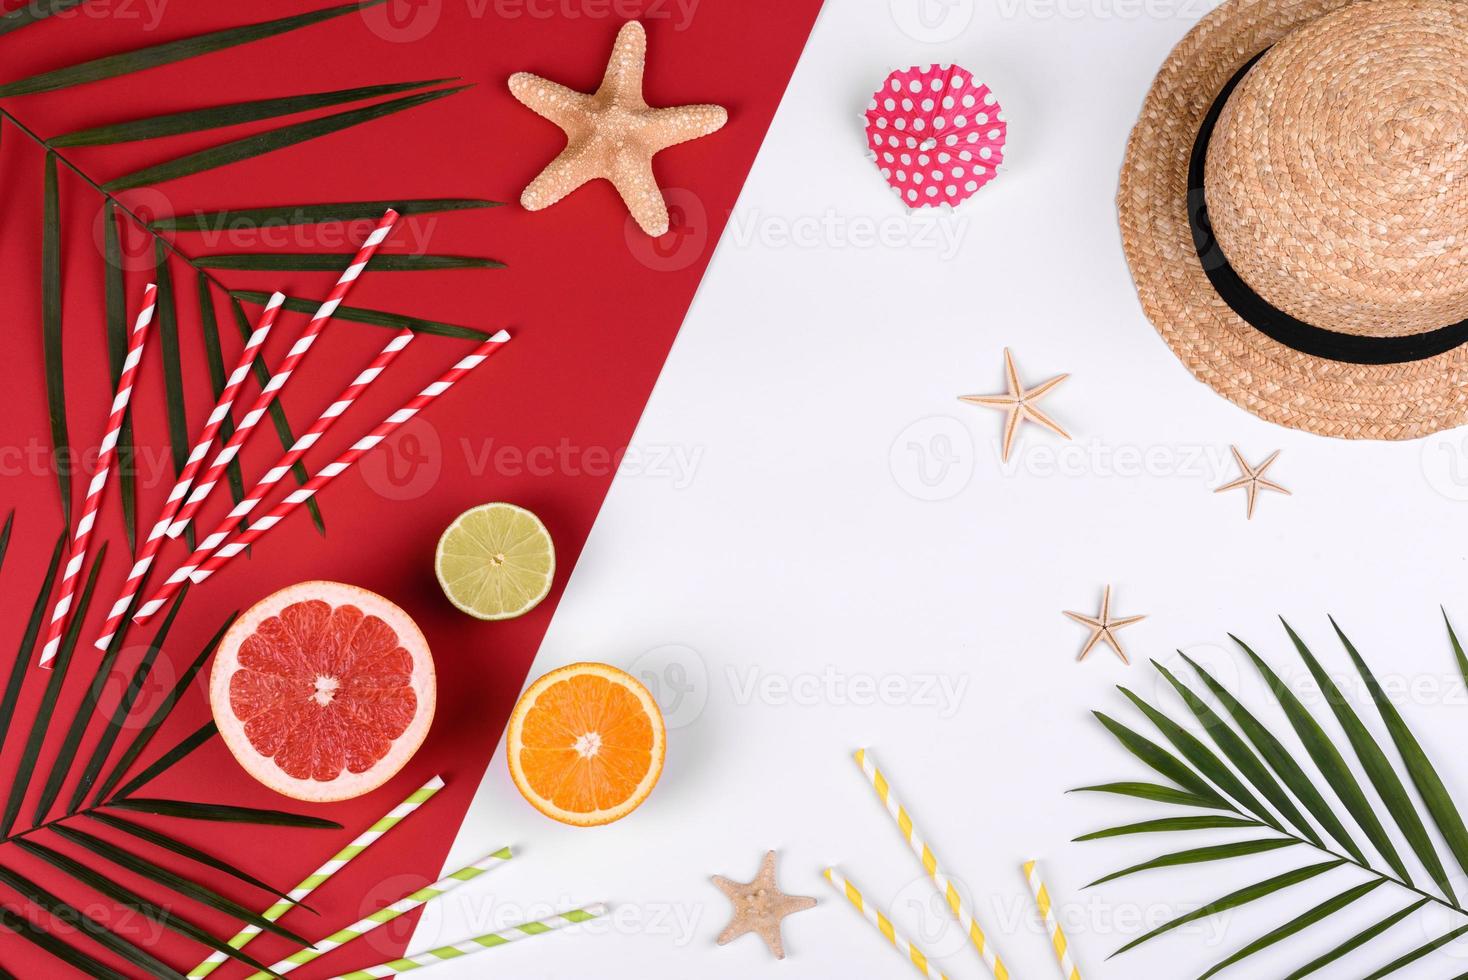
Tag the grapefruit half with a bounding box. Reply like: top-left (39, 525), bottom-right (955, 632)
top-left (210, 581), bottom-right (436, 803)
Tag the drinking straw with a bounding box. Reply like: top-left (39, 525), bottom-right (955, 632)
top-left (187, 775), bottom-right (445, 979)
top-left (1023, 860), bottom-right (1081, 980)
top-left (135, 329), bottom-right (417, 621)
top-left (243, 848), bottom-right (514, 979)
top-left (822, 868), bottom-right (948, 980)
top-left (39, 284), bottom-right (156, 668)
top-left (182, 331), bottom-right (511, 589)
top-left (165, 208), bottom-right (399, 542)
top-left (326, 905), bottom-right (607, 979)
top-left (95, 293), bottom-right (283, 651)
top-left (195, 327), bottom-right (413, 554)
top-left (853, 749), bottom-right (1008, 980)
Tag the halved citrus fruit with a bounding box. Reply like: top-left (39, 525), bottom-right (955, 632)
top-left (435, 503), bottom-right (555, 620)
top-left (210, 581), bottom-right (436, 803)
top-left (506, 663), bottom-right (666, 826)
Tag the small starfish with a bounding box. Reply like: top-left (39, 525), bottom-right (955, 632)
top-left (959, 348), bottom-right (1071, 461)
top-left (712, 851), bottom-right (816, 960)
top-left (1215, 446), bottom-right (1290, 519)
top-left (1064, 585), bottom-right (1146, 665)
top-left (509, 21), bottom-right (727, 236)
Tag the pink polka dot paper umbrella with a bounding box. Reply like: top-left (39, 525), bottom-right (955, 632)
top-left (865, 64), bottom-right (1006, 210)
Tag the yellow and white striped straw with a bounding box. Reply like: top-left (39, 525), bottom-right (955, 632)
top-left (822, 868), bottom-right (948, 980)
top-left (187, 775), bottom-right (445, 978)
top-left (244, 847), bottom-right (513, 979)
top-left (1024, 860), bottom-right (1081, 980)
top-left (853, 749), bottom-right (1009, 979)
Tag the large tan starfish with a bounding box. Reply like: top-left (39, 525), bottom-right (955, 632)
top-left (1215, 446), bottom-right (1290, 519)
top-left (712, 851), bottom-right (816, 960)
top-left (508, 21), bottom-right (727, 237)
top-left (959, 348), bottom-right (1071, 462)
top-left (1064, 585), bottom-right (1146, 665)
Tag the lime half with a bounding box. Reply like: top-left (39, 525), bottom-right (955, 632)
top-left (435, 503), bottom-right (555, 620)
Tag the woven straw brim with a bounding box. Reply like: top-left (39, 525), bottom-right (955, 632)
top-left (1118, 0), bottom-right (1468, 440)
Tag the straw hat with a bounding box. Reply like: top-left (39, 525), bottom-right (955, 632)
top-left (1118, 0), bottom-right (1468, 439)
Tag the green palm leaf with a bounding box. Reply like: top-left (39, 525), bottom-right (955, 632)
top-left (1092, 710), bottom-right (1229, 806)
top-left (1068, 782), bottom-right (1231, 809)
top-left (1360, 924), bottom-right (1468, 979)
top-left (199, 252), bottom-right (503, 272)
top-left (1282, 900), bottom-right (1428, 979)
top-left (1281, 620), bottom-right (1451, 899)
top-left (13, 839), bottom-right (287, 978)
top-left (0, 531), bottom-right (64, 763)
top-left (232, 289), bottom-right (493, 340)
top-left (32, 581), bottom-right (143, 824)
top-left (104, 84), bottom-right (469, 191)
top-left (1153, 659), bottom-right (1322, 846)
top-left (107, 798), bottom-right (343, 829)
top-left (102, 200), bottom-right (137, 551)
top-left (1116, 686), bottom-right (1277, 828)
top-left (94, 610), bottom-right (232, 804)
top-left (1074, 815), bottom-right (1263, 841)
top-left (1235, 635), bottom-right (1409, 879)
top-left (50, 79), bottom-right (451, 146)
top-left (1111, 860), bottom-right (1344, 957)
top-left (42, 150), bottom-right (67, 526)
top-left (1085, 623), bottom-right (1468, 974)
top-left (153, 239), bottom-right (190, 482)
top-left (1197, 879), bottom-right (1386, 979)
top-left (1085, 839), bottom-right (1297, 888)
top-left (196, 273), bottom-right (246, 503)
top-left (1448, 609), bottom-right (1468, 687)
top-left (1180, 651), bottom-right (1366, 863)
top-left (0, 862), bottom-right (187, 980)
top-left (0, 2), bottom-right (491, 973)
top-left (0, 0), bottom-right (387, 97)
top-left (154, 198), bottom-right (500, 231)
top-left (0, 543), bottom-right (105, 837)
top-left (0, 0), bottom-right (87, 38)
top-left (70, 588), bottom-right (187, 812)
top-left (1336, 616), bottom-right (1468, 884)
top-left (110, 721), bottom-right (217, 800)
top-left (0, 903), bottom-right (129, 980)
top-left (85, 811), bottom-right (305, 911)
top-left (51, 824), bottom-right (314, 946)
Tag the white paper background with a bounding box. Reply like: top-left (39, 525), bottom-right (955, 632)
top-left (409, 1), bottom-right (1468, 976)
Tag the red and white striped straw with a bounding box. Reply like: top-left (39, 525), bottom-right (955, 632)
top-left (39, 284), bottom-right (157, 668)
top-left (166, 208), bottom-right (400, 541)
top-left (186, 332), bottom-right (511, 589)
top-left (93, 294), bottom-right (283, 651)
top-left (132, 328), bottom-right (417, 624)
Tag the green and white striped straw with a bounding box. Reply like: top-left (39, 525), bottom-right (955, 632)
top-left (244, 847), bottom-right (514, 979)
top-left (188, 776), bottom-right (445, 979)
top-left (327, 904), bottom-right (607, 978)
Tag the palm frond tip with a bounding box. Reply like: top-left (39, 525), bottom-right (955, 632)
top-left (1078, 617), bottom-right (1468, 978)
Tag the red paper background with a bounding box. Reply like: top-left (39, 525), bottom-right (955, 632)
top-left (0, 0), bottom-right (821, 975)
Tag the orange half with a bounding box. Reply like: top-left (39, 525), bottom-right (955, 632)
top-left (506, 663), bottom-right (666, 826)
